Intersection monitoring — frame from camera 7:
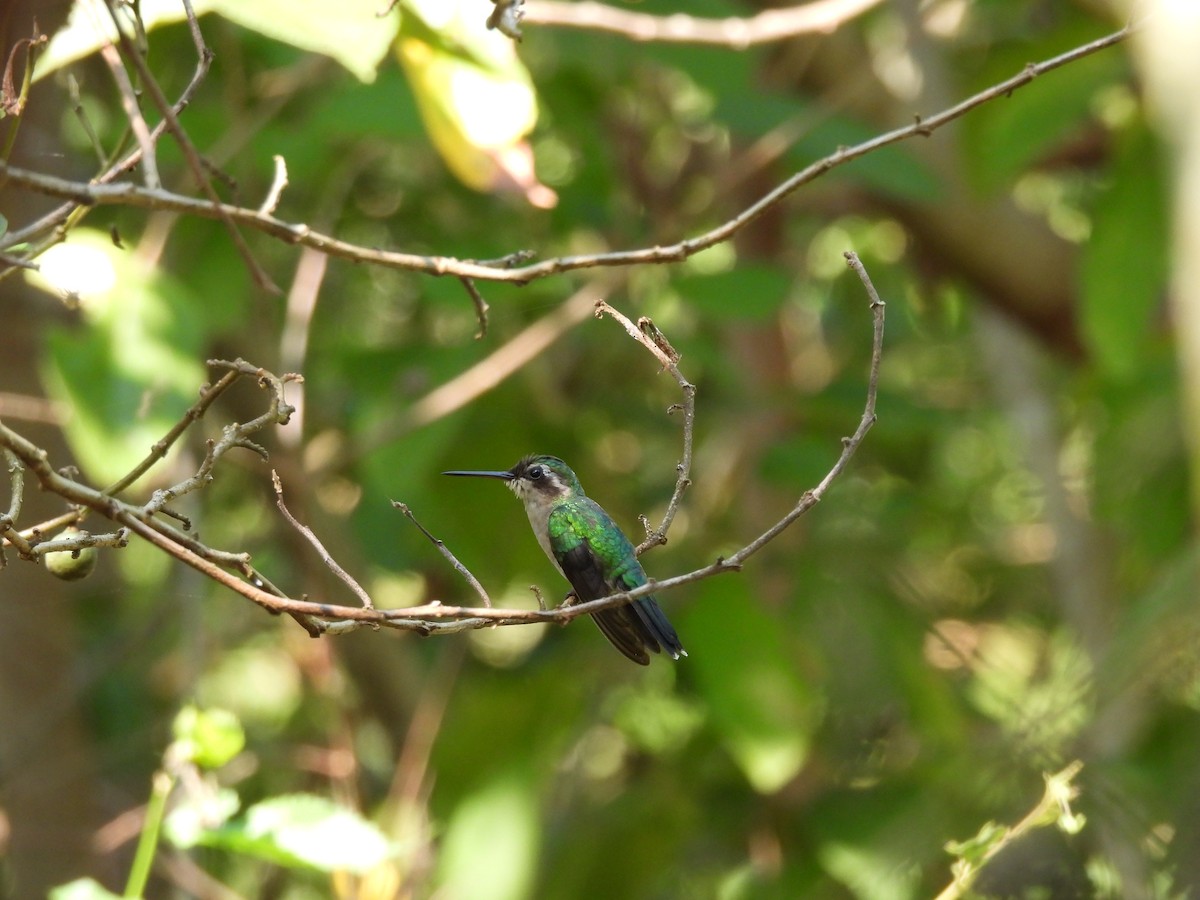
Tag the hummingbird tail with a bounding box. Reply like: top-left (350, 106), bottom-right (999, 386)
top-left (590, 598), bottom-right (686, 665)
top-left (631, 597), bottom-right (687, 660)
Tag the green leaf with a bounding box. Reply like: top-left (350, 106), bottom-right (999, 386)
top-left (186, 794), bottom-right (396, 873)
top-left (944, 821), bottom-right (1008, 865)
top-left (682, 580), bottom-right (822, 793)
top-left (48, 879), bottom-right (124, 900)
top-left (1079, 124), bottom-right (1169, 379)
top-left (171, 706), bottom-right (245, 769)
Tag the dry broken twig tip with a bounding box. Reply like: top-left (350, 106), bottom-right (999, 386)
top-left (593, 301), bottom-right (696, 555)
top-left (392, 500), bottom-right (494, 608)
top-left (274, 469), bottom-right (374, 610)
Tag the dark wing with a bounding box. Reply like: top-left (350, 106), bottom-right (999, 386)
top-left (548, 501), bottom-right (684, 665)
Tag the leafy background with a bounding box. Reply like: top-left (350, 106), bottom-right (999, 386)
top-left (1, 0), bottom-right (1194, 898)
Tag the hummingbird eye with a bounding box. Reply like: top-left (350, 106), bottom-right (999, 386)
top-left (528, 465), bottom-right (544, 480)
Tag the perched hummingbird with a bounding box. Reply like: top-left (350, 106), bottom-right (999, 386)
top-left (443, 455), bottom-right (686, 665)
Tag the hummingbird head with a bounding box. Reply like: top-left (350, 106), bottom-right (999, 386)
top-left (443, 455), bottom-right (584, 508)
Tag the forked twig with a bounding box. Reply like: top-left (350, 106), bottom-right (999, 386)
top-left (593, 301), bottom-right (695, 554)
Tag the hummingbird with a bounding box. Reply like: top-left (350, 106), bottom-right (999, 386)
top-left (443, 455), bottom-right (686, 665)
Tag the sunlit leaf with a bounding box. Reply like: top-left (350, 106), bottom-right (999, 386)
top-left (183, 794), bottom-right (396, 873)
top-left (35, 0), bottom-right (214, 80)
top-left (944, 821), bottom-right (1008, 866)
top-left (47, 879), bottom-right (124, 900)
top-left (395, 0), bottom-right (554, 206)
top-left (211, 0), bottom-right (397, 83)
top-left (32, 229), bottom-right (207, 487)
top-left (36, 0), bottom-right (395, 83)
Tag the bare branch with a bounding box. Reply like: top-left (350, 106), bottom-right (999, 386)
top-left (258, 154), bottom-right (289, 216)
top-left (101, 0), bottom-right (279, 293)
top-left (273, 470), bottom-right (374, 609)
top-left (2, 447), bottom-right (23, 525)
top-left (98, 40), bottom-right (160, 189)
top-left (0, 448), bottom-right (26, 567)
top-left (525, 0), bottom-right (884, 47)
top-left (392, 501), bottom-right (493, 608)
top-left (458, 277), bottom-right (490, 339)
top-left (0, 22), bottom-right (1133, 284)
top-left (0, 0), bottom-right (214, 282)
top-left (140, 360), bottom-right (300, 517)
top-left (31, 526), bottom-right (130, 557)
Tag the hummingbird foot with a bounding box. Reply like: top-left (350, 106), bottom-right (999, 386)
top-left (557, 590), bottom-right (580, 609)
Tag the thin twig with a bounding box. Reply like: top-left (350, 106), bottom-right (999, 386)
top-left (525, 0), bottom-right (884, 47)
top-left (98, 40), bottom-right (160, 189)
top-left (0, 23), bottom-right (1134, 285)
top-left (934, 762), bottom-right (1085, 900)
top-left (140, 360), bottom-right (300, 516)
top-left (392, 501), bottom-right (493, 607)
top-left (273, 470), bottom-right (374, 609)
top-left (0, 0), bottom-right (214, 282)
top-left (258, 154), bottom-right (289, 216)
top-left (102, 0), bottom-right (278, 293)
top-left (458, 277), bottom-right (490, 339)
top-left (67, 74), bottom-right (108, 167)
top-left (102, 368), bottom-right (241, 496)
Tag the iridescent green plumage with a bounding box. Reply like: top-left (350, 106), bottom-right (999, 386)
top-left (444, 455), bottom-right (685, 665)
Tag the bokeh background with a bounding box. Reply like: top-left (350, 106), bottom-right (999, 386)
top-left (2, 0), bottom-right (1196, 897)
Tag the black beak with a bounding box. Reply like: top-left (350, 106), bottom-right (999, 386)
top-left (442, 469), bottom-right (515, 480)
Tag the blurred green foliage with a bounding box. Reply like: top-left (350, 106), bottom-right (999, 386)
top-left (5, 0), bottom-right (1195, 898)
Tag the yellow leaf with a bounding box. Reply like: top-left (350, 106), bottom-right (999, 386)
top-left (395, 0), bottom-right (555, 206)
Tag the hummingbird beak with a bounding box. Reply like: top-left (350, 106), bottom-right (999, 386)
top-left (442, 469), bottom-right (515, 481)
